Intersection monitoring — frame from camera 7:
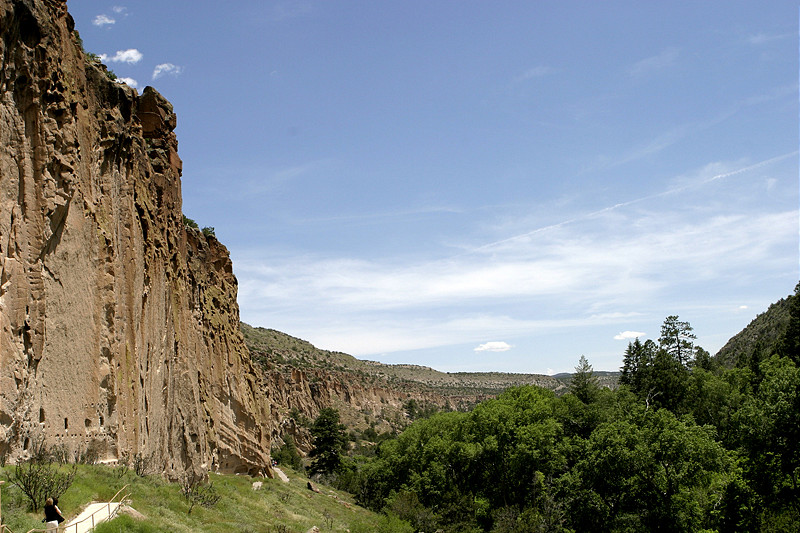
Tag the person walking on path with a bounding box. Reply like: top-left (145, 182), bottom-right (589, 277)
top-left (43, 497), bottom-right (65, 531)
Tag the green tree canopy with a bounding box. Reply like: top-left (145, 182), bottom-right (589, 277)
top-left (572, 407), bottom-right (730, 532)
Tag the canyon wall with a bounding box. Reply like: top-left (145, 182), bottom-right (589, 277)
top-left (0, 0), bottom-right (270, 478)
top-left (264, 365), bottom-right (456, 452)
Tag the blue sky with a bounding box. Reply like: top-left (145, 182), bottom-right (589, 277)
top-left (70, 1), bottom-right (798, 374)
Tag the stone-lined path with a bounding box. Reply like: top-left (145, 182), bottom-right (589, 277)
top-left (273, 466), bottom-right (290, 483)
top-left (60, 502), bottom-right (122, 533)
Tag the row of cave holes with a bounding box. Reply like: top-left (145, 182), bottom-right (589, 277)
top-left (40, 408), bottom-right (103, 429)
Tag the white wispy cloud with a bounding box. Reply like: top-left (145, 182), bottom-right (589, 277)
top-left (271, 2), bottom-right (313, 21)
top-left (100, 49), bottom-right (142, 64)
top-left (112, 6), bottom-right (127, 14)
top-left (93, 14), bottom-right (115, 27)
top-left (116, 77), bottom-right (138, 88)
top-left (258, 215), bottom-right (788, 308)
top-left (243, 161), bottom-right (329, 195)
top-left (614, 331), bottom-right (645, 340)
top-left (474, 341), bottom-right (513, 352)
top-left (514, 66), bottom-right (551, 82)
top-left (588, 127), bottom-right (688, 171)
top-left (589, 89), bottom-right (796, 173)
top-left (498, 152), bottom-right (797, 255)
top-left (628, 47), bottom-right (679, 77)
top-left (298, 205), bottom-right (462, 225)
top-left (234, 154), bottom-right (797, 358)
top-left (237, 204), bottom-right (795, 355)
top-left (748, 32), bottom-right (795, 45)
top-left (152, 63), bottom-right (184, 80)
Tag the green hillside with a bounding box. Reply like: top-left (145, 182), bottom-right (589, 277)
top-left (0, 463), bottom-right (395, 533)
top-left (714, 292), bottom-right (793, 367)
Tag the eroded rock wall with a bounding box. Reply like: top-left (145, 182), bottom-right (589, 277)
top-left (264, 366), bottom-right (458, 453)
top-left (0, 0), bottom-right (269, 477)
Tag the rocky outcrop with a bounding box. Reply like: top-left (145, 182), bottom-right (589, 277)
top-left (243, 327), bottom-right (499, 454)
top-left (0, 0), bottom-right (270, 478)
top-left (264, 366), bottom-right (454, 452)
top-left (244, 326), bottom-right (618, 455)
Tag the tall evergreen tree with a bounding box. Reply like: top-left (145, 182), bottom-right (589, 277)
top-left (620, 338), bottom-right (656, 396)
top-left (621, 338), bottom-right (644, 387)
top-left (659, 315), bottom-right (696, 368)
top-left (571, 355), bottom-right (600, 403)
top-left (308, 408), bottom-right (347, 477)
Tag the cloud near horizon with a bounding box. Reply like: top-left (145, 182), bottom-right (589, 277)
top-left (474, 341), bottom-right (513, 352)
top-left (614, 331), bottom-right (646, 340)
top-left (116, 77), bottom-right (138, 88)
top-left (93, 14), bottom-right (115, 26)
top-left (152, 63), bottom-right (184, 80)
top-left (514, 66), bottom-right (551, 82)
top-left (100, 49), bottom-right (142, 64)
top-left (234, 155), bottom-right (796, 359)
top-left (748, 32), bottom-right (795, 45)
top-left (628, 47), bottom-right (679, 77)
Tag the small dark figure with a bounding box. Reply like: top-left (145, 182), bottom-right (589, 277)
top-left (42, 497), bottom-right (65, 530)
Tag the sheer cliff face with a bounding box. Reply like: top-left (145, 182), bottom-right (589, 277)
top-left (0, 0), bottom-right (270, 477)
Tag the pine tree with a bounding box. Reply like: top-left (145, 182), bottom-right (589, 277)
top-left (570, 355), bottom-right (600, 403)
top-left (620, 338), bottom-right (656, 396)
top-left (659, 315), bottom-right (696, 368)
top-left (308, 408), bottom-right (347, 477)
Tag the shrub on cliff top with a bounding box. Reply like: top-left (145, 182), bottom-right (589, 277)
top-left (183, 215), bottom-right (199, 230)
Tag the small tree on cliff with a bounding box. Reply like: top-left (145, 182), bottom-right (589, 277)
top-left (308, 408), bottom-right (347, 477)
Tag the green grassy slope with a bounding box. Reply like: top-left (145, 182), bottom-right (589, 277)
top-left (0, 464), bottom-right (387, 533)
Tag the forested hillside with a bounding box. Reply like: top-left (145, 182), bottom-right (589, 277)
top-left (299, 285), bottom-right (800, 532)
top-left (715, 295), bottom-right (793, 367)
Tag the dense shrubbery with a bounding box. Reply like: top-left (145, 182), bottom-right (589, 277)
top-left (273, 435), bottom-right (304, 471)
top-left (324, 284), bottom-right (800, 532)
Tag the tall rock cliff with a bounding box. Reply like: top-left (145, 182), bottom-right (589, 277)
top-left (0, 0), bottom-right (270, 478)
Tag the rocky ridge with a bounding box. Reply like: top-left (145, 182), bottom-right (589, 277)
top-left (244, 324), bottom-right (619, 454)
top-left (0, 0), bottom-right (270, 478)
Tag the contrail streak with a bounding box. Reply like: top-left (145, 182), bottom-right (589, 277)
top-left (472, 150), bottom-right (798, 253)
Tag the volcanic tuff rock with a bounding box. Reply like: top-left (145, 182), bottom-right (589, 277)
top-left (243, 325), bottom-right (619, 455)
top-left (0, 0), bottom-right (270, 477)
